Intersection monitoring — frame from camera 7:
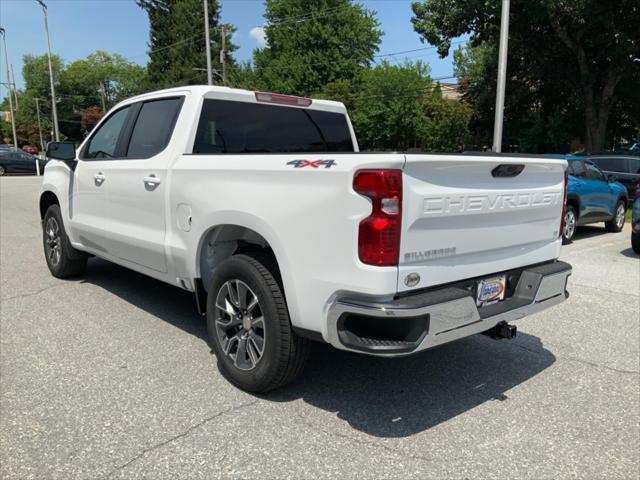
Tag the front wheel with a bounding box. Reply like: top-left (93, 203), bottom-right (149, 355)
top-left (0, 165), bottom-right (6, 176)
top-left (562, 205), bottom-right (577, 244)
top-left (206, 253), bottom-right (309, 393)
top-left (605, 200), bottom-right (626, 233)
top-left (42, 204), bottom-right (88, 278)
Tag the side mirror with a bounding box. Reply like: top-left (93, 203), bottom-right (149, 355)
top-left (46, 142), bottom-right (76, 162)
top-left (608, 175), bottom-right (618, 183)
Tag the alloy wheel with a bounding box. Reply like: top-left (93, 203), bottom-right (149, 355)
top-left (615, 204), bottom-right (625, 229)
top-left (214, 279), bottom-right (265, 371)
top-left (45, 216), bottom-right (61, 267)
top-left (564, 209), bottom-right (576, 240)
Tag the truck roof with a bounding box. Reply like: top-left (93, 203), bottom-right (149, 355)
top-left (120, 85), bottom-right (348, 114)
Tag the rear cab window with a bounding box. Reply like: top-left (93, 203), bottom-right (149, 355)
top-left (193, 99), bottom-right (355, 154)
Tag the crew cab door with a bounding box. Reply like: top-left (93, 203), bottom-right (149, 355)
top-left (98, 96), bottom-right (184, 273)
top-left (71, 105), bottom-right (132, 252)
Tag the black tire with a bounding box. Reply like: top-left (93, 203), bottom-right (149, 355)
top-left (632, 232), bottom-right (640, 254)
top-left (206, 252), bottom-right (309, 393)
top-left (0, 165), bottom-right (5, 176)
top-left (562, 205), bottom-right (577, 244)
top-left (605, 200), bottom-right (626, 232)
top-left (42, 204), bottom-right (88, 278)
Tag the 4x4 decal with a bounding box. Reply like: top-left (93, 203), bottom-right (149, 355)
top-left (287, 159), bottom-right (337, 169)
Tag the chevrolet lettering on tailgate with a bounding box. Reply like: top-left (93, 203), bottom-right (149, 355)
top-left (423, 190), bottom-right (563, 216)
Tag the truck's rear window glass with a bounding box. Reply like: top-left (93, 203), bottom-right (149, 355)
top-left (127, 97), bottom-right (183, 158)
top-left (193, 99), bottom-right (354, 154)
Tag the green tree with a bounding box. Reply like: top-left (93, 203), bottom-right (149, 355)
top-left (411, 0), bottom-right (640, 152)
top-left (61, 51), bottom-right (146, 111)
top-left (453, 41), bottom-right (580, 152)
top-left (0, 54), bottom-right (63, 146)
top-left (137, 0), bottom-right (236, 89)
top-left (327, 61), bottom-right (470, 151)
top-left (254, 0), bottom-right (382, 96)
top-left (420, 85), bottom-right (472, 152)
top-left (1, 51), bottom-right (149, 145)
top-left (347, 61), bottom-right (430, 150)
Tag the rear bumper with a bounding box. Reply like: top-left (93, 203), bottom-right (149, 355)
top-left (326, 260), bottom-right (571, 356)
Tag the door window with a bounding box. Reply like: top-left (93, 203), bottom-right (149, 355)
top-left (126, 97), bottom-right (183, 158)
top-left (569, 160), bottom-right (587, 178)
top-left (592, 157), bottom-right (627, 173)
top-left (84, 107), bottom-right (131, 159)
top-left (628, 158), bottom-right (640, 175)
top-left (585, 162), bottom-right (606, 181)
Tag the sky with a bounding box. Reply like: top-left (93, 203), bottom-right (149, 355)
top-left (0, 0), bottom-right (463, 96)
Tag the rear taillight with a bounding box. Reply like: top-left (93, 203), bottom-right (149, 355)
top-left (353, 169), bottom-right (402, 266)
top-left (559, 169), bottom-right (568, 238)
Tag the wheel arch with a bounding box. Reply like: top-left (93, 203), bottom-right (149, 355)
top-left (39, 190), bottom-right (60, 219)
top-left (617, 194), bottom-right (628, 209)
top-left (195, 223), bottom-right (283, 296)
top-left (566, 193), bottom-right (580, 218)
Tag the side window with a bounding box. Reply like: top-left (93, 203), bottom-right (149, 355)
top-left (585, 162), bottom-right (606, 181)
top-left (84, 107), bottom-right (130, 159)
top-left (628, 159), bottom-right (640, 175)
top-left (126, 97), bottom-right (183, 158)
top-left (593, 157), bottom-right (627, 173)
top-left (570, 161), bottom-right (587, 178)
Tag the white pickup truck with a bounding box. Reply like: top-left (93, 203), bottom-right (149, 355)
top-left (41, 85), bottom-right (571, 392)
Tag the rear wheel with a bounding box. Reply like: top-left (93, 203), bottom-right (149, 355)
top-left (206, 252), bottom-right (309, 393)
top-left (605, 200), bottom-right (626, 233)
top-left (562, 205), bottom-right (577, 244)
top-left (632, 232), bottom-right (640, 254)
top-left (42, 205), bottom-right (88, 278)
top-left (0, 165), bottom-right (5, 176)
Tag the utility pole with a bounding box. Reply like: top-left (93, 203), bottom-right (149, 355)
top-left (36, 0), bottom-right (60, 142)
top-left (220, 27), bottom-right (226, 85)
top-left (99, 81), bottom-right (107, 112)
top-left (203, 0), bottom-right (213, 85)
top-left (35, 97), bottom-right (45, 152)
top-left (492, 0), bottom-right (510, 152)
top-left (10, 64), bottom-right (18, 110)
top-left (0, 28), bottom-right (19, 151)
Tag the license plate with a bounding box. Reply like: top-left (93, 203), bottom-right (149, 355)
top-left (476, 275), bottom-right (506, 307)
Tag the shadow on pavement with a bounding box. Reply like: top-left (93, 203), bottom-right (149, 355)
top-left (620, 247), bottom-right (639, 258)
top-left (268, 335), bottom-right (554, 438)
top-left (572, 225), bottom-right (611, 241)
top-left (81, 258), bottom-right (556, 439)
top-left (81, 258), bottom-right (208, 341)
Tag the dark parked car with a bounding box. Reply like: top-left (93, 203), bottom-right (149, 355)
top-left (561, 156), bottom-right (628, 243)
top-left (22, 145), bottom-right (39, 155)
top-left (0, 150), bottom-right (47, 176)
top-left (632, 182), bottom-right (640, 254)
top-left (586, 154), bottom-right (640, 199)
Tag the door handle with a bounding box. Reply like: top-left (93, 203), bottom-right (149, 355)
top-left (94, 172), bottom-right (105, 184)
top-left (143, 175), bottom-right (161, 187)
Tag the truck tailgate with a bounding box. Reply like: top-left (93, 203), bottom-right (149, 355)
top-left (398, 154), bottom-right (566, 292)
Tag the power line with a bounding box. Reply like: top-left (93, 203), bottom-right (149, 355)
top-left (260, 5), bottom-right (352, 28)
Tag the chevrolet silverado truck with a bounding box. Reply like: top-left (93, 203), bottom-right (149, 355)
top-left (40, 86), bottom-right (572, 392)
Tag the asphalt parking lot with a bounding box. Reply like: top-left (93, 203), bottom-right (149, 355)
top-left (1, 176), bottom-right (638, 479)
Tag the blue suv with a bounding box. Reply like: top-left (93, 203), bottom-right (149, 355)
top-left (562, 156), bottom-right (628, 243)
